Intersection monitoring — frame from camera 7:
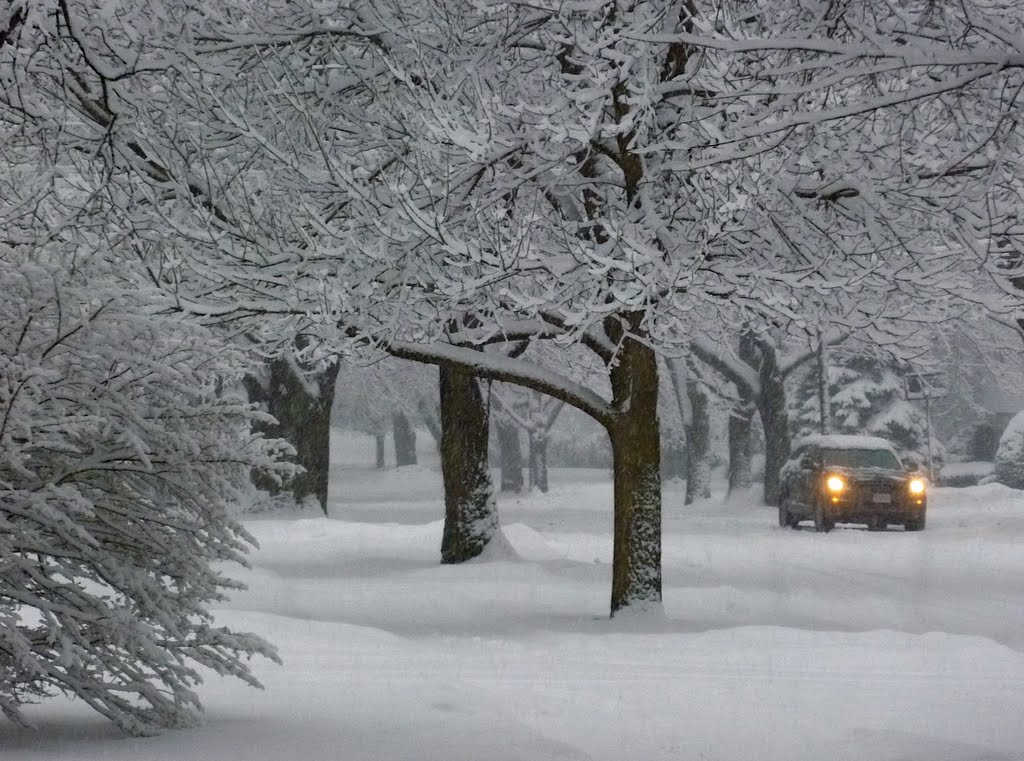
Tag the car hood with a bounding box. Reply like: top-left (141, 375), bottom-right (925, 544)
top-left (825, 466), bottom-right (910, 484)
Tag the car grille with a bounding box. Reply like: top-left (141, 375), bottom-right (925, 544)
top-left (853, 478), bottom-right (897, 504)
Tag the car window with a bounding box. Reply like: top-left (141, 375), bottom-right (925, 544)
top-left (820, 447), bottom-right (901, 469)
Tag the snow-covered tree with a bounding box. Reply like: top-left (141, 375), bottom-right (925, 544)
top-left (244, 354), bottom-right (339, 511)
top-left (0, 257), bottom-right (284, 733)
top-left (333, 359), bottom-right (438, 469)
top-left (169, 1), bottom-right (1024, 611)
top-left (488, 342), bottom-right (598, 492)
top-left (684, 376), bottom-right (714, 505)
top-left (282, 0), bottom-right (1019, 609)
top-left (8, 0), bottom-right (1024, 617)
top-left (661, 357), bottom-right (715, 503)
top-left (791, 352), bottom-right (935, 466)
top-left (492, 386), bottom-right (567, 493)
top-left (692, 328), bottom-right (836, 504)
top-left (0, 4), bottom-right (289, 731)
top-left (659, 358), bottom-right (689, 483)
top-left (994, 410), bottom-right (1024, 489)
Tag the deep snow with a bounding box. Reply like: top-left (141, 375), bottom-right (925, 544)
top-left (3, 430), bottom-right (1024, 761)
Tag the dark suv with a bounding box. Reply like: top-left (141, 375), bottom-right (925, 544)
top-left (778, 435), bottom-right (927, 532)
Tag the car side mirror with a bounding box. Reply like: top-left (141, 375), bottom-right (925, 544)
top-left (800, 459), bottom-right (815, 471)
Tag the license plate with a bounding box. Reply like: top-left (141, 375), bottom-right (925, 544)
top-left (872, 493), bottom-right (891, 504)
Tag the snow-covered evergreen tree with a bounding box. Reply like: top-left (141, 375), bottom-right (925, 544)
top-left (791, 353), bottom-right (938, 467)
top-left (994, 411), bottom-right (1024, 489)
top-left (0, 256), bottom-right (286, 734)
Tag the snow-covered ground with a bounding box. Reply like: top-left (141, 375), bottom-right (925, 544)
top-left (4, 430), bottom-right (1024, 761)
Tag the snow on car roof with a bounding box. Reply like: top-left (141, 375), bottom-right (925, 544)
top-left (794, 434), bottom-right (896, 451)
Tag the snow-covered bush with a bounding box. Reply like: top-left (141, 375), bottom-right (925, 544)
top-left (994, 411), bottom-right (1024, 489)
top-left (937, 461), bottom-right (995, 488)
top-left (0, 258), bottom-right (287, 734)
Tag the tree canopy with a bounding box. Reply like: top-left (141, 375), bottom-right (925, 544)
top-left (3, 0), bottom-right (1024, 719)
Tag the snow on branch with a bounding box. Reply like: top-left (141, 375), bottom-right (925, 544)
top-left (781, 332), bottom-right (850, 377)
top-left (628, 32), bottom-right (1024, 70)
top-left (689, 337), bottom-right (760, 394)
top-left (0, 257), bottom-right (286, 733)
top-left (387, 341), bottom-right (614, 426)
top-left (443, 319), bottom-right (562, 347)
top-left (0, 4), bottom-right (24, 50)
top-left (538, 311), bottom-right (617, 363)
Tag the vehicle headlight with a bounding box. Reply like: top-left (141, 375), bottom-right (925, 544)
top-left (908, 478), bottom-right (926, 495)
top-left (826, 475), bottom-right (845, 493)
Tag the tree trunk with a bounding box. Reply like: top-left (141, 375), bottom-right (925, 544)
top-left (662, 357), bottom-right (689, 482)
top-left (662, 433), bottom-right (686, 481)
top-left (388, 317), bottom-right (664, 617)
top-left (527, 432), bottom-right (549, 492)
top-left (728, 331), bottom-right (757, 496)
top-left (727, 402), bottom-right (755, 494)
top-left (375, 432), bottom-right (386, 469)
top-left (418, 397), bottom-right (441, 449)
top-left (684, 380), bottom-right (712, 505)
top-left (607, 321), bottom-right (662, 615)
top-left (816, 335), bottom-right (831, 434)
top-left (756, 340), bottom-right (791, 506)
top-left (243, 357), bottom-right (339, 514)
top-left (496, 418), bottom-right (524, 492)
top-left (392, 410), bottom-right (418, 467)
top-left (438, 365), bottom-right (498, 563)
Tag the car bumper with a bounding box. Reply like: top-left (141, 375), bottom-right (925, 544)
top-left (824, 498), bottom-right (926, 523)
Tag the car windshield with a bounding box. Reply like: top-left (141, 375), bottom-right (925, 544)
top-left (820, 447), bottom-right (901, 470)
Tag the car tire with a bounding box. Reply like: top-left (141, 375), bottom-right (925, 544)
top-left (904, 513), bottom-right (926, 532)
top-left (813, 501), bottom-right (834, 533)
